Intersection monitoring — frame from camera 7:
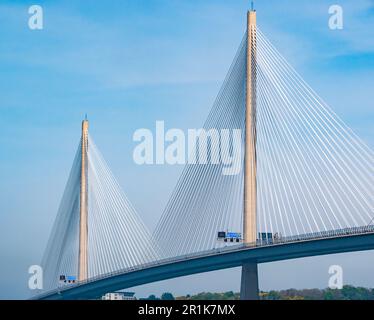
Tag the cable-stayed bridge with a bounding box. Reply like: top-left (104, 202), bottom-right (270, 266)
top-left (35, 10), bottom-right (374, 300)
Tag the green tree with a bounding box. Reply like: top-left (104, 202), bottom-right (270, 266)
top-left (161, 292), bottom-right (175, 300)
top-left (266, 290), bottom-right (281, 300)
top-left (222, 291), bottom-right (236, 300)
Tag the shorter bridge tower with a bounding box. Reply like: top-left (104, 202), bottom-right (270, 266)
top-left (78, 118), bottom-right (89, 281)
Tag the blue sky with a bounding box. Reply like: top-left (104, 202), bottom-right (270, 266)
top-left (0, 0), bottom-right (373, 299)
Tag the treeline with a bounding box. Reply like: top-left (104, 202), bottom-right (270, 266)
top-left (141, 292), bottom-right (175, 300)
top-left (262, 286), bottom-right (374, 300)
top-left (171, 286), bottom-right (374, 300)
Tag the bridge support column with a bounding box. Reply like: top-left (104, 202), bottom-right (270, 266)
top-left (240, 262), bottom-right (259, 300)
top-left (78, 118), bottom-right (89, 281)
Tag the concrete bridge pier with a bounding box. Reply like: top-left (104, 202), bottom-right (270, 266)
top-left (240, 261), bottom-right (259, 300)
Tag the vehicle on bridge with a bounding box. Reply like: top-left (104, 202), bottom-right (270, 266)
top-left (59, 275), bottom-right (77, 285)
top-left (217, 231), bottom-right (243, 243)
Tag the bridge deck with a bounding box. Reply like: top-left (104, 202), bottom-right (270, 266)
top-left (35, 226), bottom-right (374, 300)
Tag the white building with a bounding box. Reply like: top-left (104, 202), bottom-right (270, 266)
top-left (101, 292), bottom-right (136, 300)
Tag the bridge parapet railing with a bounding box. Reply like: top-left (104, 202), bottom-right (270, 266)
top-left (260, 225), bottom-right (374, 246)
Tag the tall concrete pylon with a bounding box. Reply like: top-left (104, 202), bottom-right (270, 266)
top-left (241, 9), bottom-right (259, 300)
top-left (78, 119), bottom-right (89, 281)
